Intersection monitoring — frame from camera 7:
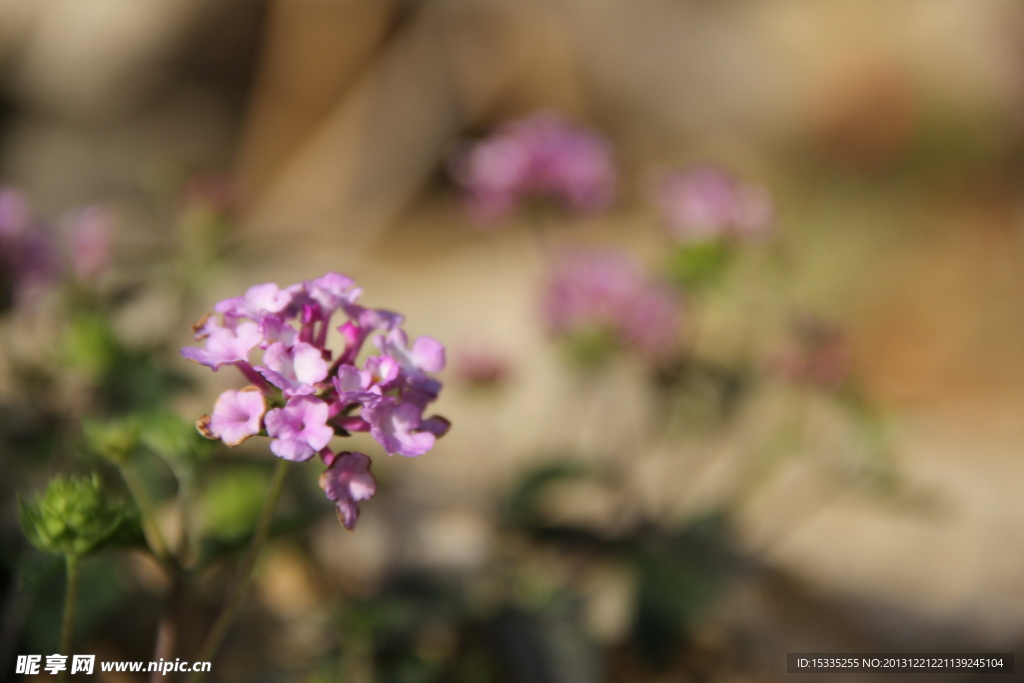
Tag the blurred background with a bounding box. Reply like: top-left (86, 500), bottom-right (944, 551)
top-left (3, 0), bottom-right (1024, 681)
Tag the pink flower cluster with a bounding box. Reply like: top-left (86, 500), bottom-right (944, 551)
top-left (451, 112), bottom-right (616, 225)
top-left (181, 273), bottom-right (450, 529)
top-left (654, 166), bottom-right (774, 243)
top-left (542, 248), bottom-right (682, 360)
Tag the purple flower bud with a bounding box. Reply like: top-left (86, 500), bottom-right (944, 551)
top-left (318, 451), bottom-right (377, 530)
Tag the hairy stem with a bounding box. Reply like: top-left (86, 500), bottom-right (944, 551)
top-left (189, 460), bottom-right (289, 683)
top-left (58, 554), bottom-right (79, 683)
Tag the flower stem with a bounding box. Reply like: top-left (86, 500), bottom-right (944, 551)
top-left (189, 460), bottom-right (289, 683)
top-left (58, 554), bottom-right (79, 683)
top-left (119, 462), bottom-right (172, 564)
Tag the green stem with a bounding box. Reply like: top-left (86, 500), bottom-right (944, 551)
top-left (189, 460), bottom-right (289, 683)
top-left (119, 462), bottom-right (172, 564)
top-left (58, 554), bottom-right (80, 683)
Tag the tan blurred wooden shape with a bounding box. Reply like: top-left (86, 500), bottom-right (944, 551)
top-left (235, 0), bottom-right (586, 251)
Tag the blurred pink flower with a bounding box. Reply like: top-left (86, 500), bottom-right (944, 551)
top-left (67, 206), bottom-right (115, 282)
top-left (451, 112), bottom-right (616, 225)
top-left (543, 247), bottom-right (682, 361)
top-left (654, 166), bottom-right (774, 243)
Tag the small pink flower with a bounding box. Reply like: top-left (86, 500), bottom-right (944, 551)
top-left (265, 396), bottom-right (334, 462)
top-left (377, 329), bottom-right (446, 375)
top-left (180, 322), bottom-right (262, 370)
top-left (257, 314), bottom-right (297, 348)
top-left (319, 451), bottom-right (377, 530)
top-left (215, 282), bottom-right (293, 321)
top-left (332, 365), bottom-right (381, 407)
top-left (257, 342), bottom-right (328, 396)
top-left (198, 387), bottom-right (266, 446)
top-left (363, 355), bottom-right (401, 388)
top-left (305, 272), bottom-right (362, 315)
top-left (363, 397), bottom-right (437, 457)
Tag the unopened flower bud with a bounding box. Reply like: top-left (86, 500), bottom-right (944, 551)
top-left (19, 474), bottom-right (135, 557)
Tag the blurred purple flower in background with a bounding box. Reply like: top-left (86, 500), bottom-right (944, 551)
top-left (543, 247), bottom-right (683, 361)
top-left (451, 112), bottom-right (616, 226)
top-left (654, 166), bottom-right (774, 243)
top-left (1, 187), bottom-right (118, 311)
top-left (182, 272), bottom-right (449, 528)
top-left (0, 187), bottom-right (56, 310)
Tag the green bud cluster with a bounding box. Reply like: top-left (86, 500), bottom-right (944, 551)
top-left (19, 474), bottom-right (135, 557)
